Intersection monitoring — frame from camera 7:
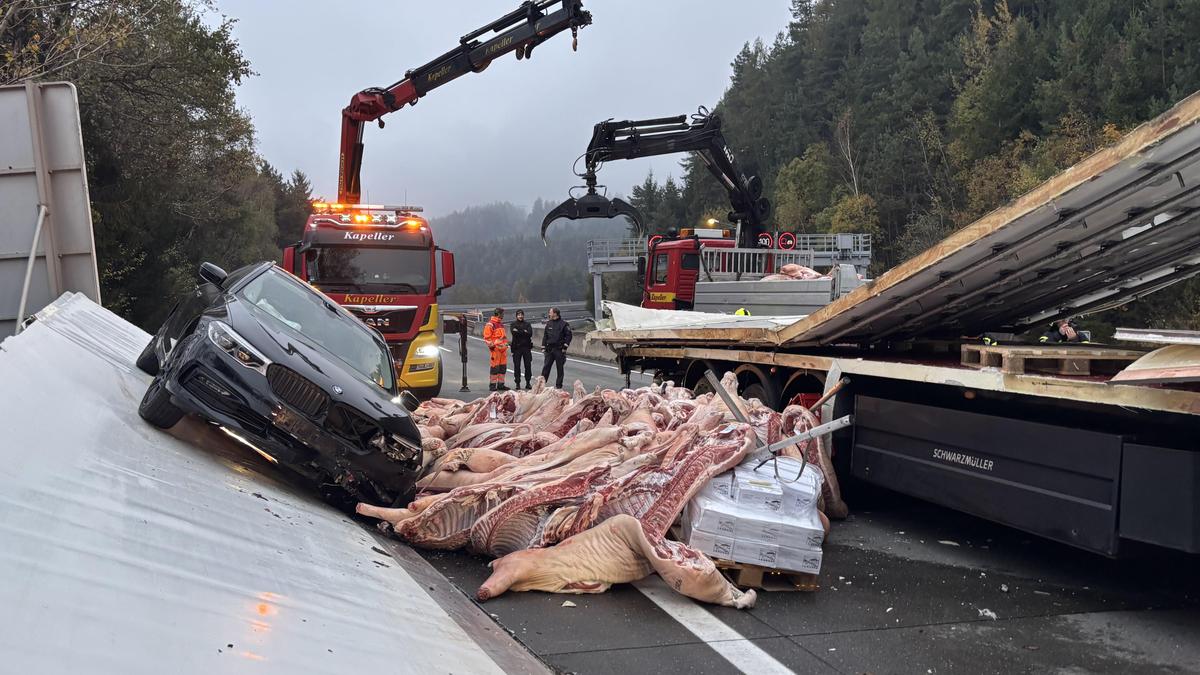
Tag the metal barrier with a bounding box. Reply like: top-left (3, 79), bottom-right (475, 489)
top-left (586, 238), bottom-right (648, 260)
top-left (700, 248), bottom-right (816, 281)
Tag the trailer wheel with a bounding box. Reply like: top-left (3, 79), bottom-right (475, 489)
top-left (684, 360), bottom-right (723, 394)
top-left (138, 375), bottom-right (184, 429)
top-left (734, 364), bottom-right (783, 410)
top-left (135, 336), bottom-right (160, 376)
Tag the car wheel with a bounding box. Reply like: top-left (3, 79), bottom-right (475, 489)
top-left (139, 375), bottom-right (184, 429)
top-left (135, 336), bottom-right (160, 375)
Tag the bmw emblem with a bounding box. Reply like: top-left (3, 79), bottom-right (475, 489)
top-left (333, 385), bottom-right (343, 395)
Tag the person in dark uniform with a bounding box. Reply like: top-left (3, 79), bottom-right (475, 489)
top-left (540, 307), bottom-right (573, 389)
top-left (509, 309), bottom-right (533, 390)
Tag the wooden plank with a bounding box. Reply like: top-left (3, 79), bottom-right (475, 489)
top-left (713, 558), bottom-right (819, 592)
top-left (617, 345), bottom-right (1200, 415)
top-left (960, 343), bottom-right (1142, 375)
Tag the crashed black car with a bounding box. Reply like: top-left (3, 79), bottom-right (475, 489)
top-left (136, 261), bottom-right (425, 507)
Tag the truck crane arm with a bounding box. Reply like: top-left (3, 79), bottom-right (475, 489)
top-left (338, 0), bottom-right (592, 204)
top-left (541, 108), bottom-right (770, 247)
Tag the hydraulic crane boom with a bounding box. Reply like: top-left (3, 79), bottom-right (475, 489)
top-left (541, 108), bottom-right (770, 247)
top-left (338, 0), bottom-right (592, 204)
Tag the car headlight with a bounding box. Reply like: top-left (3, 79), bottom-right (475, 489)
top-left (370, 431), bottom-right (422, 464)
top-left (208, 321), bottom-right (270, 375)
top-left (415, 344), bottom-right (440, 359)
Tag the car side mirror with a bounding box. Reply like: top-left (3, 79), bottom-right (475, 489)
top-left (397, 390), bottom-right (420, 413)
top-left (199, 262), bottom-right (229, 288)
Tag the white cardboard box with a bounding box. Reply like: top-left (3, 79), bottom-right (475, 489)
top-left (688, 491), bottom-right (826, 550)
top-left (736, 457), bottom-right (824, 517)
top-left (684, 525), bottom-right (823, 575)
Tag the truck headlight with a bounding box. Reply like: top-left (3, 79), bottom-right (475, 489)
top-left (208, 321), bottom-right (270, 375)
top-left (415, 345), bottom-right (440, 358)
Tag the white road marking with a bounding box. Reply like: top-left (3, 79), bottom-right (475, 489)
top-left (438, 346), bottom-right (453, 353)
top-left (464, 335), bottom-right (650, 376)
top-left (633, 576), bottom-right (793, 674)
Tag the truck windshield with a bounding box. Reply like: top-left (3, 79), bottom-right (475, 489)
top-left (307, 246), bottom-right (431, 294)
top-left (238, 268), bottom-right (394, 391)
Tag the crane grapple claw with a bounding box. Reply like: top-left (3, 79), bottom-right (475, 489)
top-left (541, 192), bottom-right (644, 244)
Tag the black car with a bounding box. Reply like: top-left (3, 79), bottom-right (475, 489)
top-left (136, 261), bottom-right (426, 507)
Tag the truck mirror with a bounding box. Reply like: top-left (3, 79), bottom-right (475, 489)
top-left (442, 316), bottom-right (461, 334)
top-left (282, 246), bottom-right (297, 276)
top-left (198, 262), bottom-right (228, 288)
top-left (438, 249), bottom-right (456, 290)
top-left (636, 256), bottom-right (646, 280)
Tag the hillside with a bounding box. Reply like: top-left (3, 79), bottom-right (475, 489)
top-left (432, 200), bottom-right (629, 305)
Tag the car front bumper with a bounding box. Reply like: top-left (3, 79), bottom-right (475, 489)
top-left (161, 335), bottom-right (419, 503)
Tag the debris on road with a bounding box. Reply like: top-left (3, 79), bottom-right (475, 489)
top-left (978, 608), bottom-right (998, 620)
top-left (561, 600), bottom-right (577, 607)
top-left (355, 373), bottom-right (844, 608)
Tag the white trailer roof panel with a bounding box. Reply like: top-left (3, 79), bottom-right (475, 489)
top-left (0, 293), bottom-right (510, 674)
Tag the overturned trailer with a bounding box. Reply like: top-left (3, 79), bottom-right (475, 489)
top-left (599, 91), bottom-right (1200, 557)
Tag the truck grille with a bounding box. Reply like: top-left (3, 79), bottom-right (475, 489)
top-left (351, 307), bottom-right (418, 334)
top-left (266, 364), bottom-right (329, 417)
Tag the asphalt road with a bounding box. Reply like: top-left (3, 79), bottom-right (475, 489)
top-left (434, 332), bottom-right (653, 400)
top-left (415, 335), bottom-right (1200, 674)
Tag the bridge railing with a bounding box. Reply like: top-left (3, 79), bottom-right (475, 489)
top-left (587, 238), bottom-right (648, 261)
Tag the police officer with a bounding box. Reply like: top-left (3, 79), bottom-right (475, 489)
top-left (509, 309), bottom-right (533, 390)
top-left (540, 307), bottom-right (573, 389)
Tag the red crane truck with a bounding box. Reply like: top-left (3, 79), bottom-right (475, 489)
top-left (282, 203), bottom-right (453, 399)
top-left (283, 0), bottom-right (592, 397)
top-left (543, 108), bottom-right (868, 312)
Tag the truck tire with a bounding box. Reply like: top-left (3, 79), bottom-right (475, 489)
top-left (135, 336), bottom-right (160, 376)
top-left (139, 375), bottom-right (184, 429)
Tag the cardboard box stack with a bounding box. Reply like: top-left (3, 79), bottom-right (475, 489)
top-left (682, 455), bottom-right (825, 574)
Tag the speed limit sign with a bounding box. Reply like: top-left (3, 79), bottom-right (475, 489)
top-left (756, 232), bottom-right (775, 248)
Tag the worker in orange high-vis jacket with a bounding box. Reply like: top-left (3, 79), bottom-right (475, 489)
top-left (483, 307), bottom-right (509, 391)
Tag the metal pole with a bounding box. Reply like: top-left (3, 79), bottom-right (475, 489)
top-left (459, 316), bottom-right (470, 392)
top-left (592, 273), bottom-right (603, 322)
top-left (753, 415), bottom-right (854, 461)
top-left (14, 205), bottom-right (48, 335)
top-left (703, 369), bottom-right (750, 425)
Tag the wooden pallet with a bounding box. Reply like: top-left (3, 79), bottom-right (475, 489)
top-left (960, 343), bottom-right (1143, 376)
top-left (714, 558), bottom-right (819, 592)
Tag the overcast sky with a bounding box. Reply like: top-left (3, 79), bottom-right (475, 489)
top-left (214, 1), bottom-right (791, 217)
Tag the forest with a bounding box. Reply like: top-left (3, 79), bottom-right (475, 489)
top-left (4, 0), bottom-right (1200, 329)
top-left (626, 0), bottom-right (1200, 331)
top-left (1, 0), bottom-right (314, 328)
top-left (431, 200), bottom-right (625, 306)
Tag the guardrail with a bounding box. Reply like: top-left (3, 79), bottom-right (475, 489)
top-left (441, 301), bottom-right (589, 322)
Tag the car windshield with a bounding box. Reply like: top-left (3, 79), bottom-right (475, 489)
top-left (238, 268), bottom-right (394, 390)
top-left (307, 246), bottom-right (431, 293)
